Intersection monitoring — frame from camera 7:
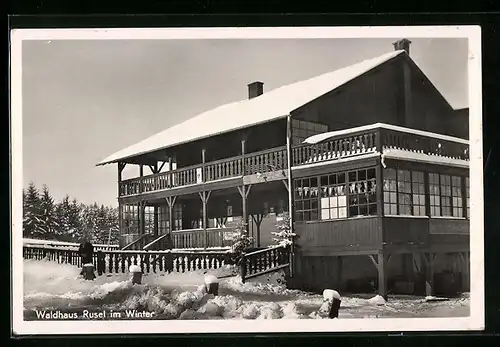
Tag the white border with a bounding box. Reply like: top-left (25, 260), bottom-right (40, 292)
top-left (10, 25), bottom-right (484, 335)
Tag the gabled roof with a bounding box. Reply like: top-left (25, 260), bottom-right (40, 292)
top-left (97, 50), bottom-right (409, 166)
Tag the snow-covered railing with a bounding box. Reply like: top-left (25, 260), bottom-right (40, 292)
top-left (240, 245), bottom-right (290, 283)
top-left (294, 123), bottom-right (469, 167)
top-left (23, 238), bottom-right (119, 251)
top-left (23, 244), bottom-right (234, 275)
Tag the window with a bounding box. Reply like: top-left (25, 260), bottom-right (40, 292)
top-left (291, 119), bottom-right (328, 145)
top-left (383, 168), bottom-right (397, 215)
top-left (294, 167), bottom-right (377, 222)
top-left (440, 174), bottom-right (452, 216)
top-left (452, 176), bottom-right (463, 217)
top-left (384, 169), bottom-right (426, 216)
top-left (429, 173), bottom-right (441, 216)
top-left (173, 204), bottom-right (182, 231)
top-left (122, 204), bottom-right (139, 234)
top-left (348, 168), bottom-right (377, 216)
top-left (412, 171), bottom-right (426, 216)
top-left (397, 169), bottom-right (412, 215)
top-left (294, 177), bottom-right (319, 221)
top-left (320, 173), bottom-right (347, 220)
top-left (466, 177), bottom-right (470, 218)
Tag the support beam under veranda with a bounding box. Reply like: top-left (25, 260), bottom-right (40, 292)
top-left (237, 185), bottom-right (252, 234)
top-left (198, 190), bottom-right (212, 248)
top-left (368, 253), bottom-right (391, 298)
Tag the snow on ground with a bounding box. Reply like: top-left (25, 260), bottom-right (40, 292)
top-left (23, 259), bottom-right (469, 320)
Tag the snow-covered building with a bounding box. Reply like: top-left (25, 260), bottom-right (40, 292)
top-left (97, 39), bottom-right (470, 297)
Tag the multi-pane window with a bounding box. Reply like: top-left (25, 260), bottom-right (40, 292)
top-left (452, 176), bottom-right (463, 217)
top-left (440, 175), bottom-right (452, 216)
top-left (429, 173), bottom-right (441, 216)
top-left (384, 169), bottom-right (425, 216)
top-left (466, 177), bottom-right (470, 218)
top-left (383, 169), bottom-right (397, 215)
top-left (320, 173), bottom-right (347, 220)
top-left (397, 169), bottom-right (412, 215)
top-left (291, 119), bottom-right (328, 145)
top-left (412, 171), bottom-right (426, 216)
top-left (172, 204), bottom-right (182, 231)
top-left (294, 177), bottom-right (319, 221)
top-left (294, 168), bottom-right (376, 222)
top-left (122, 204), bottom-right (139, 234)
top-left (348, 168), bottom-right (377, 216)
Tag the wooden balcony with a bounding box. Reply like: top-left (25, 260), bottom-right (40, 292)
top-left (119, 123), bottom-right (469, 198)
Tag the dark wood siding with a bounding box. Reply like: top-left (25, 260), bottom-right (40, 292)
top-left (292, 61), bottom-right (400, 131)
top-left (291, 56), bottom-right (465, 139)
top-left (294, 217), bottom-right (382, 255)
top-left (383, 217), bottom-right (430, 252)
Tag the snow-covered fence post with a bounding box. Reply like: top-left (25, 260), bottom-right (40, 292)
top-left (204, 273), bottom-right (219, 296)
top-left (129, 264), bottom-right (142, 284)
top-left (322, 289), bottom-right (342, 319)
top-left (82, 263), bottom-right (96, 280)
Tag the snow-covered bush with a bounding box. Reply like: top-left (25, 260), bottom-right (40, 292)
top-left (271, 212), bottom-right (297, 248)
top-left (228, 221), bottom-right (253, 265)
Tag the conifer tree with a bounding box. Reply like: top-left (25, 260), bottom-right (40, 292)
top-left (23, 182), bottom-right (42, 238)
top-left (38, 185), bottom-right (59, 239)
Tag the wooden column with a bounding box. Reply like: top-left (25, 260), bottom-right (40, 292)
top-left (139, 201), bottom-right (146, 236)
top-left (369, 253), bottom-right (387, 297)
top-left (423, 252), bottom-right (435, 296)
top-left (202, 149), bottom-right (206, 182)
top-left (165, 196), bottom-right (177, 233)
top-left (117, 162), bottom-right (126, 235)
top-left (199, 191), bottom-right (211, 248)
top-left (139, 165), bottom-right (144, 193)
top-left (286, 114), bottom-right (294, 277)
top-left (251, 214), bottom-right (264, 247)
top-left (241, 139), bottom-right (246, 175)
top-left (237, 185), bottom-right (252, 234)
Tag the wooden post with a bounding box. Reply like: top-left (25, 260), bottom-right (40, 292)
top-left (241, 139), bottom-right (246, 175)
top-left (378, 253), bottom-right (387, 297)
top-left (139, 165), bottom-right (144, 193)
top-left (166, 196), bottom-right (177, 233)
top-left (286, 114), bottom-right (294, 277)
top-left (140, 201), bottom-right (146, 236)
top-left (237, 185), bottom-right (252, 235)
top-left (202, 149), bottom-right (206, 182)
top-left (199, 191), bottom-right (211, 249)
top-left (423, 252), bottom-right (435, 296)
top-left (251, 214), bottom-right (264, 247)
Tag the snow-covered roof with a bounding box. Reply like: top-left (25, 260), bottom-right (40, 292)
top-left (304, 123), bottom-right (469, 145)
top-left (97, 50), bottom-right (406, 166)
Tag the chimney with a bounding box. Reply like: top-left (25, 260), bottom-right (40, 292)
top-left (248, 81), bottom-right (264, 99)
top-left (393, 38), bottom-right (412, 55)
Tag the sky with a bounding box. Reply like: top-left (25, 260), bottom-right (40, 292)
top-left (21, 37), bottom-right (469, 207)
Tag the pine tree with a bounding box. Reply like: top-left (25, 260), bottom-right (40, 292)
top-left (55, 195), bottom-right (72, 241)
top-left (38, 185), bottom-right (59, 239)
top-left (23, 182), bottom-right (42, 238)
top-left (67, 199), bottom-right (83, 242)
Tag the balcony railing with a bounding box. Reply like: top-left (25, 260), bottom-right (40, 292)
top-left (119, 146), bottom-right (287, 196)
top-left (119, 124), bottom-right (469, 197)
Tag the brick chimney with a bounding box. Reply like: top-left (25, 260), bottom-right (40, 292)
top-left (248, 81), bottom-right (264, 99)
top-left (393, 38), bottom-right (412, 55)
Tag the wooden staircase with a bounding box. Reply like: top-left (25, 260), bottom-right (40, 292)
top-left (240, 245), bottom-right (291, 283)
top-left (121, 233), bottom-right (156, 250)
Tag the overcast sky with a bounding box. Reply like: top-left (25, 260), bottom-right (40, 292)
top-left (22, 37), bottom-right (468, 207)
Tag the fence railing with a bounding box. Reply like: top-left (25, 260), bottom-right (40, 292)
top-left (23, 239), bottom-right (119, 251)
